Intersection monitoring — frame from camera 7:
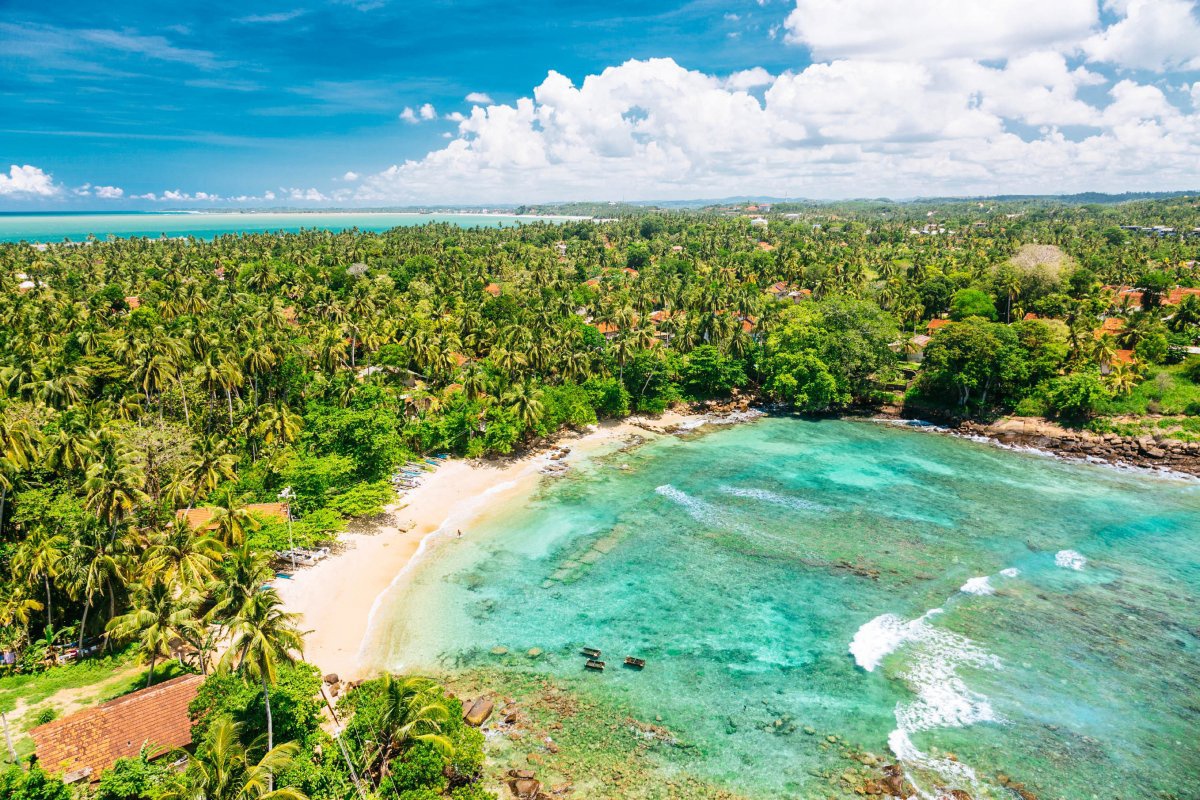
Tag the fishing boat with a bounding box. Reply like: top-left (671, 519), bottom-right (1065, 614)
top-left (623, 656), bottom-right (646, 669)
top-left (581, 647), bottom-right (602, 658)
top-left (584, 659), bottom-right (605, 671)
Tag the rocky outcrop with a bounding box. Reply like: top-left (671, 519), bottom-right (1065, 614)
top-left (956, 416), bottom-right (1200, 477)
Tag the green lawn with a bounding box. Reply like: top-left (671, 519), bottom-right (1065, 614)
top-left (1102, 362), bottom-right (1200, 417)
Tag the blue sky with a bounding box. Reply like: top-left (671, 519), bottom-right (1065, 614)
top-left (2, 0), bottom-right (1199, 207)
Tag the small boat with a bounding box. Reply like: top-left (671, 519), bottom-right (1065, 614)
top-left (584, 659), bottom-right (605, 671)
top-left (581, 647), bottom-right (602, 658)
top-left (623, 656), bottom-right (645, 670)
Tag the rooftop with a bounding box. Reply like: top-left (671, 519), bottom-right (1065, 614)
top-left (30, 674), bottom-right (202, 783)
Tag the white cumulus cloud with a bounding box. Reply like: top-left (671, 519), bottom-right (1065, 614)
top-left (352, 50), bottom-right (1200, 204)
top-left (95, 185), bottom-right (124, 199)
top-left (465, 92), bottom-right (494, 104)
top-left (783, 0), bottom-right (1098, 60)
top-left (1084, 0), bottom-right (1200, 71)
top-left (0, 164), bottom-right (59, 197)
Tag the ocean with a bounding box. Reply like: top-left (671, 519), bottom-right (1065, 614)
top-left (368, 416), bottom-right (1200, 799)
top-left (0, 211), bottom-right (579, 243)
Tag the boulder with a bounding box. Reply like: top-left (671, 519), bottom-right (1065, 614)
top-left (323, 673), bottom-right (339, 685)
top-left (508, 778), bottom-right (541, 798)
top-left (464, 697), bottom-right (495, 726)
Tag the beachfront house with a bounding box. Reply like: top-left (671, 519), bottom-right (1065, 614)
top-left (29, 674), bottom-right (202, 784)
top-left (177, 502), bottom-right (290, 531)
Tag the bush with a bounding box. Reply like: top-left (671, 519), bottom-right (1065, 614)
top-left (582, 376), bottom-right (630, 418)
top-left (451, 784), bottom-right (499, 800)
top-left (387, 742), bottom-right (447, 796)
top-left (189, 662), bottom-right (324, 746)
top-left (1043, 373), bottom-right (1110, 421)
top-left (949, 288), bottom-right (997, 321)
top-left (328, 480), bottom-right (394, 517)
top-left (0, 766), bottom-right (72, 800)
top-left (94, 752), bottom-right (171, 800)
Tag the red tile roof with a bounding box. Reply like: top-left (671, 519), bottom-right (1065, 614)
top-left (30, 674), bottom-right (202, 782)
top-left (484, 283), bottom-right (501, 297)
top-left (1022, 312), bottom-right (1040, 321)
top-left (756, 241), bottom-right (775, 252)
top-left (927, 319), bottom-right (954, 332)
top-left (1165, 287), bottom-right (1200, 306)
top-left (1113, 349), bottom-right (1135, 364)
top-left (1093, 317), bottom-right (1125, 339)
top-left (176, 502), bottom-right (289, 531)
top-left (124, 296), bottom-right (141, 310)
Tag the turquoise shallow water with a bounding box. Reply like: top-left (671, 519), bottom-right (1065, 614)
top-left (0, 212), bottom-right (575, 243)
top-left (372, 418), bottom-right (1200, 799)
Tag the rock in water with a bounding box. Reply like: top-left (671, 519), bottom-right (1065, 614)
top-left (464, 697), bottom-right (495, 726)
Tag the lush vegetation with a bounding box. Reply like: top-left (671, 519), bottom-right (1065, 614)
top-left (1, 195), bottom-right (1198, 793)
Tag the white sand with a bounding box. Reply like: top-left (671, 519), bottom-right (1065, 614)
top-left (276, 413), bottom-right (693, 680)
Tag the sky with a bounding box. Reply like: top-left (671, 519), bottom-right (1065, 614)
top-left (1, 0), bottom-right (1199, 208)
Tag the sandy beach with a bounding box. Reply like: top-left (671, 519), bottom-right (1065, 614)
top-left (275, 412), bottom-right (699, 680)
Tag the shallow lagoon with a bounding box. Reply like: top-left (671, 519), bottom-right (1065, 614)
top-left (373, 418), bottom-right (1200, 799)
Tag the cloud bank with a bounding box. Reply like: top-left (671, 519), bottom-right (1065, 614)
top-left (353, 0), bottom-right (1200, 203)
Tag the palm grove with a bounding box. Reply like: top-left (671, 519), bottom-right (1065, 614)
top-left (1, 196), bottom-right (1199, 798)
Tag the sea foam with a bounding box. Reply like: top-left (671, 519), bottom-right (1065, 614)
top-left (1055, 549), bottom-right (1087, 570)
top-left (959, 576), bottom-right (995, 595)
top-left (850, 609), bottom-right (942, 672)
top-left (717, 485), bottom-right (826, 512)
top-left (999, 567), bottom-right (1020, 578)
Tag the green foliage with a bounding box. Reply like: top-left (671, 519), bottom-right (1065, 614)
top-left (535, 382), bottom-right (598, 437)
top-left (1134, 331), bottom-right (1169, 364)
top-left (582, 376), bottom-right (630, 418)
top-left (449, 784), bottom-right (498, 800)
top-left (281, 453), bottom-right (357, 515)
top-left (94, 751), bottom-right (172, 800)
top-left (949, 288), bottom-right (998, 321)
top-left (189, 662), bottom-right (324, 746)
top-left (0, 766), bottom-right (72, 800)
top-left (678, 345), bottom-right (746, 400)
top-left (760, 297), bottom-right (898, 409)
top-left (386, 742), bottom-right (448, 797)
top-left (917, 318), bottom-right (1026, 408)
top-left (1043, 373), bottom-right (1110, 420)
top-left (327, 480), bottom-right (395, 518)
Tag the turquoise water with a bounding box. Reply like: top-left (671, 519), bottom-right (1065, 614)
top-left (372, 418), bottom-right (1200, 799)
top-left (0, 212), bottom-right (577, 243)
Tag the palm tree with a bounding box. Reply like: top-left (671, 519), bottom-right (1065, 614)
top-left (208, 544), bottom-right (273, 625)
top-left (220, 589), bottom-right (305, 769)
top-left (161, 717), bottom-right (305, 800)
top-left (180, 435), bottom-right (238, 508)
top-left (1106, 360), bottom-right (1140, 396)
top-left (107, 578), bottom-right (199, 687)
top-left (144, 523), bottom-right (225, 589)
top-left (358, 676), bottom-right (454, 787)
top-left (0, 581), bottom-right (43, 631)
top-left (12, 526), bottom-right (66, 630)
top-left (210, 496), bottom-right (258, 548)
top-left (504, 381), bottom-right (544, 430)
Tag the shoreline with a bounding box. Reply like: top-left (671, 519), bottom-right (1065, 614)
top-left (275, 409), bottom-right (713, 680)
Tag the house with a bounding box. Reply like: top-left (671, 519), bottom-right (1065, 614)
top-left (484, 282), bottom-right (501, 298)
top-left (29, 674), bottom-right (203, 783)
top-left (907, 334), bottom-right (933, 362)
top-left (177, 502), bottom-right (290, 531)
top-left (554, 241), bottom-right (568, 256)
top-left (1102, 285), bottom-right (1144, 311)
top-left (927, 319), bottom-right (954, 332)
top-left (756, 242), bottom-right (775, 252)
top-left (1164, 287), bottom-right (1200, 306)
top-left (765, 282), bottom-right (811, 303)
top-left (1022, 312), bottom-right (1040, 321)
top-left (621, 267), bottom-right (639, 278)
top-left (594, 321), bottom-right (621, 340)
top-left (1094, 317), bottom-right (1126, 340)
top-left (124, 296), bottom-right (141, 310)
top-left (1100, 349), bottom-right (1136, 375)
top-left (749, 217), bottom-right (768, 229)
top-left (347, 262), bottom-right (369, 277)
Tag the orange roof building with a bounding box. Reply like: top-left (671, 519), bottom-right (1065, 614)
top-left (1093, 317), bottom-right (1126, 339)
top-left (177, 502), bottom-right (290, 531)
top-left (927, 319), bottom-right (954, 332)
top-left (1165, 287), bottom-right (1200, 306)
top-left (124, 296), bottom-right (141, 310)
top-left (483, 283), bottom-right (501, 297)
top-left (30, 674), bottom-right (202, 783)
